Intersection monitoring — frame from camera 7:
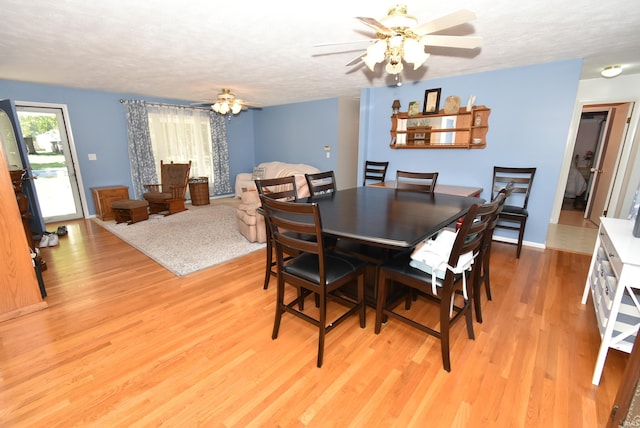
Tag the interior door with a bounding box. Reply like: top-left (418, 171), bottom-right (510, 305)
top-left (0, 99), bottom-right (46, 235)
top-left (588, 103), bottom-right (633, 225)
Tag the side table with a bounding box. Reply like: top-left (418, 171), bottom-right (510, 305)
top-left (91, 185), bottom-right (129, 220)
top-left (189, 177), bottom-right (210, 205)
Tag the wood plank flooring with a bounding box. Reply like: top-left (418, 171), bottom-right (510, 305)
top-left (0, 214), bottom-right (626, 427)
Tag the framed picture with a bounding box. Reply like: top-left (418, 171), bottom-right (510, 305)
top-left (408, 101), bottom-right (421, 116)
top-left (423, 88), bottom-right (441, 115)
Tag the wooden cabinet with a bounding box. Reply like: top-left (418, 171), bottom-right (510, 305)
top-left (390, 105), bottom-right (490, 149)
top-left (92, 185), bottom-right (129, 220)
top-left (0, 151), bottom-right (47, 322)
top-left (581, 217), bottom-right (640, 385)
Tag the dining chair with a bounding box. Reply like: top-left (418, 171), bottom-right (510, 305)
top-left (255, 175), bottom-right (299, 290)
top-left (374, 199), bottom-right (498, 372)
top-left (363, 161), bottom-right (389, 186)
top-left (473, 190), bottom-right (507, 323)
top-left (395, 170), bottom-right (439, 193)
top-left (260, 196), bottom-right (366, 368)
top-left (305, 170), bottom-right (337, 196)
top-left (491, 166), bottom-right (537, 258)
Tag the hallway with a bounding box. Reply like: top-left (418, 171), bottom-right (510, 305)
top-left (546, 197), bottom-right (598, 254)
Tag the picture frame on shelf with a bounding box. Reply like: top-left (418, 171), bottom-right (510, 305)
top-left (423, 88), bottom-right (441, 115)
top-left (408, 101), bottom-right (421, 116)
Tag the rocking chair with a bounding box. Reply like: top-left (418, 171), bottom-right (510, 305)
top-left (143, 160), bottom-right (192, 215)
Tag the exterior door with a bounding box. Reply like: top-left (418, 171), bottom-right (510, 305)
top-left (16, 104), bottom-right (84, 222)
top-left (587, 103), bottom-right (633, 225)
top-left (0, 99), bottom-right (45, 235)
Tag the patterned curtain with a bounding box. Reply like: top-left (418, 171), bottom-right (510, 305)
top-left (123, 100), bottom-right (158, 198)
top-left (209, 113), bottom-right (232, 195)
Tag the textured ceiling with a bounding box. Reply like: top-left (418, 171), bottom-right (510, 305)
top-left (1, 0), bottom-right (639, 107)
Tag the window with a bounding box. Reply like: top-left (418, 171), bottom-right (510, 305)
top-left (146, 105), bottom-right (213, 184)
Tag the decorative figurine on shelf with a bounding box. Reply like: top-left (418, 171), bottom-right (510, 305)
top-left (392, 99), bottom-right (401, 116)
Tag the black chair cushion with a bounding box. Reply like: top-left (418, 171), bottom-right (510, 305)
top-left (284, 252), bottom-right (366, 284)
top-left (501, 205), bottom-right (528, 216)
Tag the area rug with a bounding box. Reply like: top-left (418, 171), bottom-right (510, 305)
top-left (95, 204), bottom-right (265, 277)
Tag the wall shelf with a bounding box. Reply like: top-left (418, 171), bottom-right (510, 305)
top-left (390, 105), bottom-right (490, 149)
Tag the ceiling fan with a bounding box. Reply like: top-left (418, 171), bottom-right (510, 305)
top-left (336, 5), bottom-right (482, 75)
top-left (194, 89), bottom-right (259, 115)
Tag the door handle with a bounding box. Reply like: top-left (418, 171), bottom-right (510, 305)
top-left (590, 167), bottom-right (603, 173)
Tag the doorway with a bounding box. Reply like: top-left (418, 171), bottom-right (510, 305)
top-left (548, 101), bottom-right (634, 254)
top-left (15, 103), bottom-right (85, 223)
top-left (558, 110), bottom-right (606, 228)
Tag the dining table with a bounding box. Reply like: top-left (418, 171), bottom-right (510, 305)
top-left (305, 185), bottom-right (483, 250)
top-left (304, 186), bottom-right (484, 306)
top-left (368, 180), bottom-right (483, 198)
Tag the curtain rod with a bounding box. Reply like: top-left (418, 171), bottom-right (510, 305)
top-left (119, 99), bottom-right (209, 109)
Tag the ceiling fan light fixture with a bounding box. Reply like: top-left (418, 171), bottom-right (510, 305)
top-left (218, 102), bottom-right (230, 114)
top-left (209, 88), bottom-right (250, 116)
top-left (363, 40), bottom-right (387, 71)
top-left (385, 59), bottom-right (403, 74)
top-left (403, 37), bottom-right (429, 69)
top-left (380, 5), bottom-right (417, 29)
top-left (601, 65), bottom-right (622, 78)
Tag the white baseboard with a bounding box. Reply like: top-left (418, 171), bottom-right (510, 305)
top-left (492, 235), bottom-right (545, 250)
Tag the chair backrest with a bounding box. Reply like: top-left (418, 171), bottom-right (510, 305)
top-left (395, 170), bottom-right (439, 193)
top-left (447, 200), bottom-right (497, 277)
top-left (363, 161), bottom-right (389, 185)
top-left (259, 196), bottom-right (327, 277)
top-left (491, 166), bottom-right (536, 209)
top-left (160, 160), bottom-right (191, 197)
top-left (255, 175), bottom-right (298, 201)
top-left (305, 171), bottom-right (336, 196)
top-left (481, 191), bottom-right (507, 252)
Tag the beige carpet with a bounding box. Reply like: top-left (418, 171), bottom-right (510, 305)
top-left (94, 204), bottom-right (265, 277)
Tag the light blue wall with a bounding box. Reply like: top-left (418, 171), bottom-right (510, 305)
top-left (252, 98), bottom-right (338, 172)
top-left (359, 59), bottom-right (583, 246)
top-left (0, 79), bottom-right (256, 215)
top-left (226, 110), bottom-right (256, 180)
top-left (2, 59), bottom-right (582, 248)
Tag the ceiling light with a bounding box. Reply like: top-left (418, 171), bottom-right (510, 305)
top-left (601, 65), bottom-right (622, 78)
top-left (361, 34), bottom-right (428, 75)
top-left (211, 88), bottom-right (244, 116)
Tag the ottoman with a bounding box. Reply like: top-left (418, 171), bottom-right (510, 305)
top-left (111, 199), bottom-right (149, 224)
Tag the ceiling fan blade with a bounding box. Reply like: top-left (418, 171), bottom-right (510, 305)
top-left (313, 40), bottom-right (372, 48)
top-left (412, 9), bottom-right (476, 35)
top-left (346, 52), bottom-right (366, 67)
top-left (420, 35), bottom-right (482, 49)
top-left (240, 101), bottom-right (262, 109)
top-left (355, 17), bottom-right (393, 36)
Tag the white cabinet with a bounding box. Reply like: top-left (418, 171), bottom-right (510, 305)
top-left (582, 217), bottom-right (640, 385)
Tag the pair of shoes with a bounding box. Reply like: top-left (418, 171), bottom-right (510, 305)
top-left (39, 235), bottom-right (50, 248)
top-left (48, 234), bottom-right (59, 246)
top-left (56, 226), bottom-right (67, 236)
top-left (39, 232), bottom-right (60, 247)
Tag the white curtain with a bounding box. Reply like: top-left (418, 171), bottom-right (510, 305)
top-left (146, 104), bottom-right (213, 182)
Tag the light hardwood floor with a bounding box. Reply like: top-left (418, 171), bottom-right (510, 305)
top-left (546, 203), bottom-right (599, 255)
top-left (0, 211), bottom-right (626, 427)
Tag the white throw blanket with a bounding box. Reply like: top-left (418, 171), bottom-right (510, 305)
top-left (410, 228), bottom-right (475, 298)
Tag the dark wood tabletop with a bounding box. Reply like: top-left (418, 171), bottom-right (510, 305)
top-left (368, 181), bottom-right (483, 197)
top-left (306, 186), bottom-right (484, 250)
